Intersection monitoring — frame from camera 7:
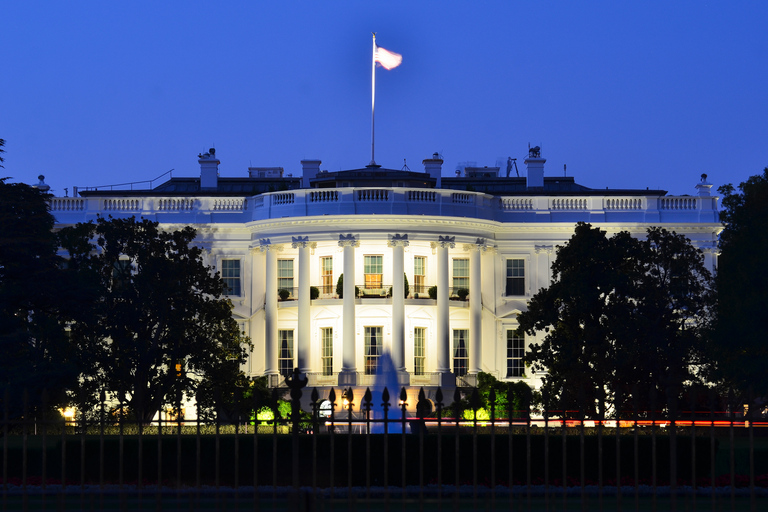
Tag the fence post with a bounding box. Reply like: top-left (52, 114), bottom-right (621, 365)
top-left (286, 367), bottom-right (308, 490)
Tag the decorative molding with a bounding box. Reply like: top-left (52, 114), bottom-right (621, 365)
top-left (338, 234), bottom-right (360, 248)
top-left (291, 236), bottom-right (317, 250)
top-left (257, 238), bottom-right (283, 253)
top-left (387, 233), bottom-right (410, 248)
top-left (463, 237), bottom-right (496, 253)
top-left (534, 245), bottom-right (554, 255)
top-left (430, 235), bottom-right (455, 250)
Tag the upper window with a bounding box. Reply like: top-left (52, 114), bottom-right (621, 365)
top-left (222, 259), bottom-right (241, 296)
top-left (506, 331), bottom-right (525, 378)
top-left (364, 326), bottom-right (382, 375)
top-left (278, 259), bottom-right (294, 295)
top-left (452, 258), bottom-right (469, 291)
top-left (413, 256), bottom-right (426, 294)
top-left (321, 257), bottom-right (333, 295)
top-left (364, 255), bottom-right (383, 290)
top-left (506, 259), bottom-right (525, 296)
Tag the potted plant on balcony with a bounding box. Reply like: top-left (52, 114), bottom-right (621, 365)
top-left (388, 273), bottom-right (410, 298)
top-left (428, 285), bottom-right (437, 300)
top-left (278, 288), bottom-right (290, 301)
top-left (336, 274), bottom-right (360, 299)
top-left (310, 286), bottom-right (320, 300)
top-left (457, 288), bottom-right (469, 301)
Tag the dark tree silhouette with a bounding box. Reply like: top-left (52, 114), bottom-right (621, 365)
top-left (59, 216), bottom-right (250, 423)
top-left (517, 222), bottom-right (714, 418)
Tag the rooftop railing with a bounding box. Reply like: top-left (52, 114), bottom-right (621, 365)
top-left (49, 187), bottom-right (719, 225)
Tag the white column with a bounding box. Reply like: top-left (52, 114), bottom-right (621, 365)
top-left (261, 241), bottom-right (281, 376)
top-left (388, 234), bottom-right (409, 384)
top-left (468, 244), bottom-right (482, 375)
top-left (339, 234), bottom-right (359, 386)
top-left (432, 236), bottom-right (455, 386)
top-left (292, 237), bottom-right (315, 375)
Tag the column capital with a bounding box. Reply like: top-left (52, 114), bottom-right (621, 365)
top-left (534, 244), bottom-right (554, 255)
top-left (291, 236), bottom-right (317, 250)
top-left (463, 238), bottom-right (496, 253)
top-left (387, 233), bottom-right (410, 248)
top-left (430, 235), bottom-right (455, 250)
top-left (257, 238), bottom-right (284, 253)
top-left (338, 234), bottom-right (360, 248)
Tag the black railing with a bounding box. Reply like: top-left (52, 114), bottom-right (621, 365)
top-left (1, 379), bottom-right (766, 510)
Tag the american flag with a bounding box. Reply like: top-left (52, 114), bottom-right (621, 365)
top-left (375, 45), bottom-right (402, 70)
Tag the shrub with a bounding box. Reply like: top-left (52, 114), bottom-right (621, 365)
top-left (310, 286), bottom-right (319, 299)
top-left (457, 288), bottom-right (469, 300)
top-left (428, 285), bottom-right (437, 300)
top-left (278, 288), bottom-right (290, 301)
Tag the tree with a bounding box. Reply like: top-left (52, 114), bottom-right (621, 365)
top-left (517, 222), bottom-right (714, 418)
top-left (59, 216), bottom-right (251, 423)
top-left (713, 169), bottom-right (768, 399)
top-left (0, 179), bottom-right (78, 413)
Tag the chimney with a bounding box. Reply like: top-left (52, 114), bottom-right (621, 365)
top-left (199, 148), bottom-right (220, 190)
top-left (301, 160), bottom-right (321, 188)
top-left (524, 146), bottom-right (545, 189)
top-left (696, 173), bottom-right (713, 197)
top-left (423, 152), bottom-right (443, 188)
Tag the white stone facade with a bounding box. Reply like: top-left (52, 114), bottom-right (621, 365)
top-left (50, 154), bottom-right (721, 409)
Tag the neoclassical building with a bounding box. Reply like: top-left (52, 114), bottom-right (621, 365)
top-left (49, 148), bottom-right (721, 407)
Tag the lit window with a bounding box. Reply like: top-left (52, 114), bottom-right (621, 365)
top-left (222, 259), bottom-right (241, 296)
top-left (506, 331), bottom-right (525, 378)
top-left (278, 259), bottom-right (294, 296)
top-left (453, 329), bottom-right (468, 376)
top-left (414, 256), bottom-right (426, 294)
top-left (452, 258), bottom-right (469, 293)
top-left (364, 255), bottom-right (383, 290)
top-left (278, 330), bottom-right (294, 378)
top-left (321, 257), bottom-right (333, 295)
top-left (506, 259), bottom-right (525, 296)
top-left (364, 326), bottom-right (382, 375)
top-left (321, 327), bottom-right (333, 376)
top-left (414, 327), bottom-right (426, 376)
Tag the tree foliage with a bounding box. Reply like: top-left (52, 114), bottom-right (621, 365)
top-left (713, 169), bottom-right (768, 397)
top-left (517, 222), bottom-right (714, 418)
top-left (59, 216), bottom-right (251, 423)
top-left (0, 179), bottom-right (78, 412)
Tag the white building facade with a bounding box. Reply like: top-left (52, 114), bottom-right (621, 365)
top-left (50, 149), bottom-right (721, 409)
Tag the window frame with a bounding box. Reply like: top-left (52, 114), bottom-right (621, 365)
top-left (364, 255), bottom-right (383, 290)
top-left (413, 256), bottom-right (426, 294)
top-left (453, 329), bottom-right (469, 377)
top-left (506, 330), bottom-right (525, 378)
top-left (321, 327), bottom-right (333, 376)
top-left (414, 327), bottom-right (426, 376)
top-left (364, 326), bottom-right (383, 375)
top-left (278, 329), bottom-right (294, 378)
top-left (505, 258), bottom-right (526, 296)
top-left (221, 259), bottom-right (242, 297)
top-left (277, 259), bottom-right (294, 294)
top-left (321, 256), bottom-right (333, 295)
top-left (452, 258), bottom-right (469, 290)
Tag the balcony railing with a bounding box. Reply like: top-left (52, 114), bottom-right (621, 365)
top-left (49, 187), bottom-right (720, 225)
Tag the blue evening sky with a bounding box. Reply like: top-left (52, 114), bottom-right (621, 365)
top-left (2, 1), bottom-right (766, 198)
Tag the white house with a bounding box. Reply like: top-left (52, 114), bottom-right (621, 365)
top-left (49, 147), bottom-right (721, 411)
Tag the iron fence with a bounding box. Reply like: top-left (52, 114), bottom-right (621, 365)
top-left (2, 377), bottom-right (767, 511)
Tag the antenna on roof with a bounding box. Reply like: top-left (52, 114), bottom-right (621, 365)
top-left (402, 158), bottom-right (410, 172)
top-left (563, 164), bottom-right (567, 177)
top-left (506, 157), bottom-right (519, 177)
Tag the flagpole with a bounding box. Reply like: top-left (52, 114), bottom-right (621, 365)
top-left (370, 32), bottom-right (376, 166)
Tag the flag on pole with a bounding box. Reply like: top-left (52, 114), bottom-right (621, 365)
top-left (375, 45), bottom-right (402, 70)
